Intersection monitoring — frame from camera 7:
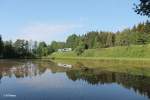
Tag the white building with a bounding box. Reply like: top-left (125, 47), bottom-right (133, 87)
top-left (58, 48), bottom-right (72, 52)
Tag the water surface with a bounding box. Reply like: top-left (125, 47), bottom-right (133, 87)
top-left (0, 59), bottom-right (150, 100)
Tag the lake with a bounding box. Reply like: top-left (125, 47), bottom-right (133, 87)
top-left (0, 59), bottom-right (150, 100)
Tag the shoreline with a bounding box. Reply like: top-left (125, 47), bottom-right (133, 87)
top-left (49, 57), bottom-right (150, 61)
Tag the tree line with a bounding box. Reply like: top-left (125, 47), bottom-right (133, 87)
top-left (0, 0), bottom-right (149, 58)
top-left (0, 20), bottom-right (150, 58)
top-left (58, 20), bottom-right (150, 55)
top-left (0, 38), bottom-right (54, 58)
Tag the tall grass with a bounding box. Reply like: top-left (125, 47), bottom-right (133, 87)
top-left (51, 44), bottom-right (150, 59)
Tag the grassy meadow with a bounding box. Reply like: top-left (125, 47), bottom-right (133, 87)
top-left (50, 44), bottom-right (150, 60)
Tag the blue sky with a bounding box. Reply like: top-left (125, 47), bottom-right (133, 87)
top-left (0, 0), bottom-right (149, 43)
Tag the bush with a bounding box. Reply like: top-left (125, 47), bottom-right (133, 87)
top-left (75, 46), bottom-right (85, 56)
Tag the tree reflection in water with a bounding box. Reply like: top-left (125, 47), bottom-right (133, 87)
top-left (66, 69), bottom-right (150, 99)
top-left (0, 60), bottom-right (150, 99)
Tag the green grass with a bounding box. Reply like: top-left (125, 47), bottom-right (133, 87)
top-left (50, 45), bottom-right (150, 76)
top-left (50, 51), bottom-right (78, 58)
top-left (50, 44), bottom-right (150, 60)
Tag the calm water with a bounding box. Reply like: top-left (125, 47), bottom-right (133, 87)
top-left (0, 59), bottom-right (150, 100)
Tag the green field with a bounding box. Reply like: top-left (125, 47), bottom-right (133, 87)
top-left (50, 44), bottom-right (150, 60)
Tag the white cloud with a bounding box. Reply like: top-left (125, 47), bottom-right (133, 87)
top-left (17, 23), bottom-right (83, 42)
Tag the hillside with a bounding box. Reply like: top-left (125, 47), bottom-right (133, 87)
top-left (50, 44), bottom-right (150, 60)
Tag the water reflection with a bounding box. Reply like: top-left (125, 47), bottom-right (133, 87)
top-left (0, 61), bottom-right (46, 79)
top-left (0, 60), bottom-right (69, 79)
top-left (0, 60), bottom-right (150, 100)
top-left (67, 69), bottom-right (150, 99)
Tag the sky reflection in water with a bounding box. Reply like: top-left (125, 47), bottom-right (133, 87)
top-left (0, 60), bottom-right (149, 100)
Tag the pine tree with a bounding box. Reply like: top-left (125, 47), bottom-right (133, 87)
top-left (0, 35), bottom-right (3, 57)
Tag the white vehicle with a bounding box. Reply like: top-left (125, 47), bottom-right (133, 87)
top-left (58, 48), bottom-right (72, 52)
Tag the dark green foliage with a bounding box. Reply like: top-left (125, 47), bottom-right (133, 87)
top-left (0, 35), bottom-right (3, 57)
top-left (75, 40), bottom-right (88, 56)
top-left (75, 46), bottom-right (85, 56)
top-left (1, 21), bottom-right (150, 58)
top-left (136, 32), bottom-right (150, 44)
top-left (134, 0), bottom-right (150, 17)
top-left (84, 31), bottom-right (99, 48)
top-left (36, 42), bottom-right (47, 57)
top-left (143, 20), bottom-right (150, 33)
top-left (14, 39), bottom-right (29, 57)
top-left (0, 38), bottom-right (54, 58)
top-left (66, 34), bottom-right (80, 49)
top-left (77, 31), bottom-right (115, 49)
top-left (3, 41), bottom-right (15, 58)
top-left (115, 30), bottom-right (131, 46)
top-left (51, 41), bottom-right (66, 51)
top-left (64, 21), bottom-right (150, 55)
top-left (106, 32), bottom-right (115, 47)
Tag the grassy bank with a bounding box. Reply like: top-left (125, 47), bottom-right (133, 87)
top-left (50, 44), bottom-right (150, 60)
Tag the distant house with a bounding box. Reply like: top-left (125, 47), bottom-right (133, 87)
top-left (58, 48), bottom-right (72, 52)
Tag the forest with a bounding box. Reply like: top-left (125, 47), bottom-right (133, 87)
top-left (0, 0), bottom-right (149, 58)
top-left (0, 20), bottom-right (150, 58)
